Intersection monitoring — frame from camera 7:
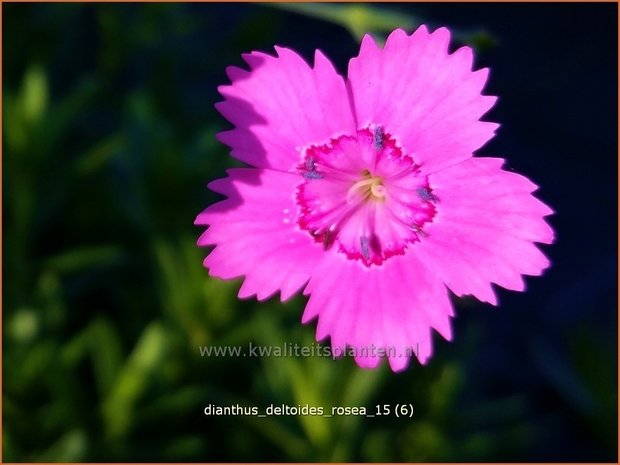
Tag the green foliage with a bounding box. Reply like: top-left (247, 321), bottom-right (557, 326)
top-left (268, 2), bottom-right (496, 49)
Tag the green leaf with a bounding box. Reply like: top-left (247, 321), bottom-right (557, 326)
top-left (20, 64), bottom-right (48, 125)
top-left (42, 245), bottom-right (124, 275)
top-left (36, 429), bottom-right (87, 462)
top-left (267, 3), bottom-right (418, 41)
top-left (74, 133), bottom-right (126, 176)
top-left (102, 323), bottom-right (169, 438)
top-left (89, 317), bottom-right (124, 397)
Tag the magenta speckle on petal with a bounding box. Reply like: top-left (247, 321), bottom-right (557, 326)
top-left (196, 25), bottom-right (554, 372)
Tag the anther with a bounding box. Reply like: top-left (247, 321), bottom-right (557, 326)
top-left (417, 187), bottom-right (438, 202)
top-left (373, 126), bottom-right (384, 150)
top-left (323, 228), bottom-right (335, 250)
top-left (315, 224), bottom-right (338, 250)
top-left (411, 223), bottom-right (428, 238)
top-left (304, 171), bottom-right (323, 180)
top-left (305, 158), bottom-right (316, 171)
top-left (360, 236), bottom-right (370, 260)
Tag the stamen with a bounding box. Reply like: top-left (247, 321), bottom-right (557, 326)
top-left (411, 223), bottom-right (428, 238)
top-left (305, 158), bottom-right (316, 171)
top-left (303, 157), bottom-right (323, 179)
top-left (323, 228), bottom-right (335, 250)
top-left (417, 187), bottom-right (438, 202)
top-left (346, 175), bottom-right (385, 204)
top-left (304, 171), bottom-right (323, 180)
top-left (370, 183), bottom-right (386, 198)
top-left (360, 236), bottom-right (370, 260)
top-left (373, 126), bottom-right (384, 150)
top-left (346, 178), bottom-right (374, 204)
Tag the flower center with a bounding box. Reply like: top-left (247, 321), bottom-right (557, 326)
top-left (296, 127), bottom-right (437, 266)
top-left (346, 170), bottom-right (386, 204)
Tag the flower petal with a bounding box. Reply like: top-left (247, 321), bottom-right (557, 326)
top-left (216, 48), bottom-right (356, 171)
top-left (415, 157), bottom-right (554, 304)
top-left (302, 252), bottom-right (454, 371)
top-left (195, 168), bottom-right (321, 301)
top-left (347, 26), bottom-right (498, 174)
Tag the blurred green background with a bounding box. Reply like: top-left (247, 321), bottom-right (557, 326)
top-left (3, 3), bottom-right (617, 462)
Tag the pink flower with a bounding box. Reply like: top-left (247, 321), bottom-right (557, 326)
top-left (195, 26), bottom-right (554, 371)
